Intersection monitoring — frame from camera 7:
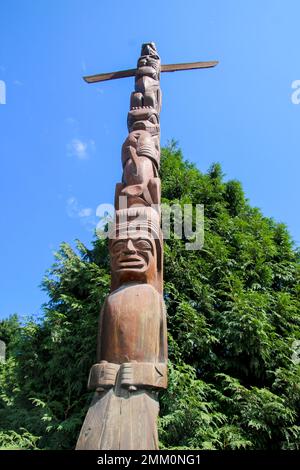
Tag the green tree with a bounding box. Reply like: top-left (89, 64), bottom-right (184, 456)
top-left (0, 144), bottom-right (299, 449)
top-left (0, 314), bottom-right (20, 357)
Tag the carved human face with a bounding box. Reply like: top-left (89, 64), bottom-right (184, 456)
top-left (110, 234), bottom-right (157, 285)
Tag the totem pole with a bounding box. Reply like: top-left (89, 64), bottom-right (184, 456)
top-left (76, 43), bottom-right (218, 450)
top-left (76, 43), bottom-right (166, 450)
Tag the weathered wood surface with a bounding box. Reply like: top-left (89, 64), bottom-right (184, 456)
top-left (77, 42), bottom-right (169, 450)
top-left (76, 390), bottom-right (159, 450)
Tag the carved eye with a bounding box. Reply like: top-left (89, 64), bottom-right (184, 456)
top-left (134, 239), bottom-right (152, 251)
top-left (111, 240), bottom-right (126, 254)
top-left (148, 114), bottom-right (158, 125)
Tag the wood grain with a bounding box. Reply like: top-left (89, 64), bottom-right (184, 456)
top-left (83, 60), bottom-right (218, 83)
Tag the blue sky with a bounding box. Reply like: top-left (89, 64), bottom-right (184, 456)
top-left (0, 0), bottom-right (299, 320)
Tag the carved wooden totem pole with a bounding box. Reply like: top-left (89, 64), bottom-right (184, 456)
top-left (77, 43), bottom-right (167, 450)
top-left (76, 43), bottom-right (217, 450)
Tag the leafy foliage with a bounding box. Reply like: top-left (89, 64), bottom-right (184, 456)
top-left (0, 144), bottom-right (299, 449)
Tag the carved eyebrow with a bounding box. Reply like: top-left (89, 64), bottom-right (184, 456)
top-left (111, 238), bottom-right (154, 249)
top-left (134, 239), bottom-right (154, 251)
top-left (111, 239), bottom-right (126, 248)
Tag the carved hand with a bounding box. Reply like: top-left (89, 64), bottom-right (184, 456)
top-left (88, 361), bottom-right (120, 391)
top-left (120, 362), bottom-right (167, 391)
top-left (119, 362), bottom-right (138, 391)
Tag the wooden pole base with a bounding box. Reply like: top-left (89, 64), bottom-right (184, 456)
top-left (76, 388), bottom-right (159, 450)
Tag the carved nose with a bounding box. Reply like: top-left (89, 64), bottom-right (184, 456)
top-left (124, 239), bottom-right (136, 253)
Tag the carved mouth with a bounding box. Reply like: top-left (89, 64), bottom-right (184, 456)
top-left (118, 263), bottom-right (144, 270)
top-left (118, 257), bottom-right (145, 270)
top-left (132, 121), bottom-right (158, 131)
